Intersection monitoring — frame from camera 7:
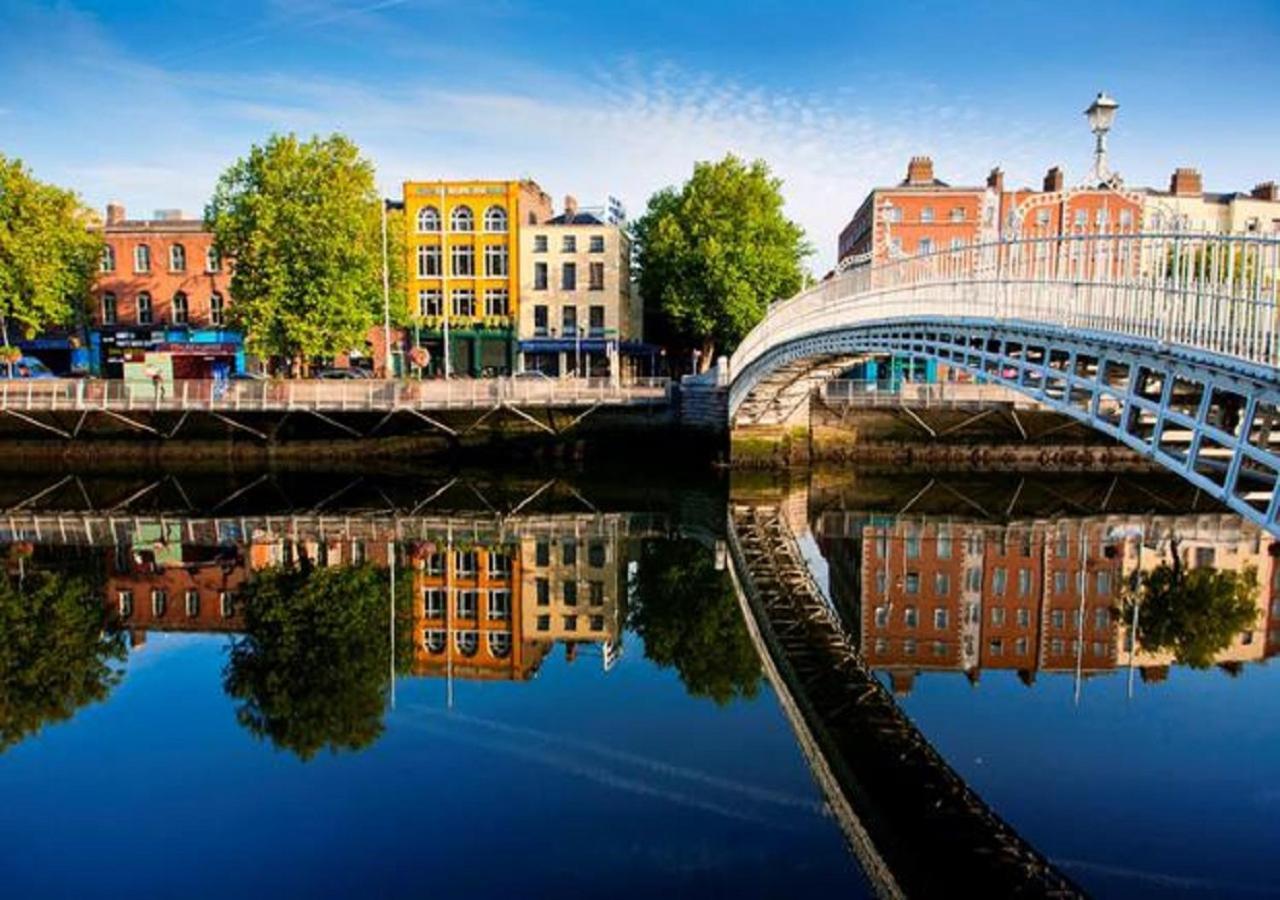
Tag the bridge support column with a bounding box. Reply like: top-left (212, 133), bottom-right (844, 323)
top-left (731, 393), bottom-right (811, 468)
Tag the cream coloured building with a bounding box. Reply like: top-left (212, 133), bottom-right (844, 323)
top-left (517, 196), bottom-right (643, 376)
top-left (1142, 168), bottom-right (1280, 234)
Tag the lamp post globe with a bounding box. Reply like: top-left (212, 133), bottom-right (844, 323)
top-left (1084, 91), bottom-right (1120, 184)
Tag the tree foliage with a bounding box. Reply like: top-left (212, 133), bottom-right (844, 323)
top-left (632, 155), bottom-right (810, 367)
top-left (223, 562), bottom-right (398, 760)
top-left (205, 134), bottom-right (403, 368)
top-left (0, 570), bottom-right (125, 752)
top-left (0, 154), bottom-right (102, 345)
top-left (628, 538), bottom-right (762, 704)
top-left (1123, 545), bottom-right (1259, 669)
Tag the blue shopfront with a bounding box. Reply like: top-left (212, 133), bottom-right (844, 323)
top-left (518, 338), bottom-right (659, 378)
top-left (89, 327), bottom-right (245, 379)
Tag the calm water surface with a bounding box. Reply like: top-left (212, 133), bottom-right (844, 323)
top-left (0, 468), bottom-right (1276, 898)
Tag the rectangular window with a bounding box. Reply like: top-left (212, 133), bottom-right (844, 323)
top-left (588, 262), bottom-right (605, 291)
top-left (210, 293), bottom-right (225, 327)
top-left (533, 305), bottom-right (548, 336)
top-left (487, 590), bottom-right (511, 620)
top-left (589, 305), bottom-right (605, 336)
top-left (1017, 607), bottom-right (1031, 627)
top-left (989, 638), bottom-right (1004, 656)
top-left (1051, 609), bottom-right (1066, 629)
top-left (1096, 571), bottom-right (1112, 596)
top-left (936, 527), bottom-right (952, 559)
top-left (206, 247), bottom-right (220, 273)
top-left (563, 614), bottom-right (578, 632)
top-left (451, 288), bottom-right (475, 317)
top-left (417, 244), bottom-right (442, 278)
top-left (562, 541), bottom-right (578, 565)
top-left (993, 567), bottom-right (1007, 595)
top-left (137, 293), bottom-right (153, 325)
top-left (918, 238), bottom-right (934, 254)
top-left (101, 246), bottom-right (115, 273)
top-left (1015, 637), bottom-right (1028, 655)
top-left (562, 235), bottom-right (576, 253)
top-left (170, 245), bottom-right (186, 272)
top-left (455, 550), bottom-right (477, 577)
top-left (535, 578), bottom-right (550, 606)
top-left (219, 591), bottom-right (235, 618)
top-left (589, 581), bottom-right (604, 606)
top-left (102, 293), bottom-right (117, 326)
top-left (562, 305), bottom-right (577, 337)
top-left (424, 553), bottom-right (444, 576)
top-left (561, 262), bottom-right (577, 290)
top-left (588, 542), bottom-right (606, 567)
top-left (537, 614), bottom-right (550, 631)
top-left (563, 580), bottom-right (578, 606)
top-left (933, 608), bottom-right (949, 629)
top-left (118, 590), bottom-right (133, 618)
top-left (903, 638), bottom-right (916, 656)
top-left (934, 572), bottom-right (950, 596)
top-left (1056, 530), bottom-right (1069, 557)
top-left (535, 542), bottom-right (550, 566)
top-left (875, 571), bottom-right (886, 594)
top-left (533, 235), bottom-right (548, 252)
top-left (534, 261), bottom-right (548, 290)
top-left (484, 288), bottom-right (509, 317)
top-left (456, 589), bottom-right (478, 618)
top-left (418, 289), bottom-right (443, 317)
top-left (904, 574), bottom-right (920, 595)
top-left (903, 605), bottom-right (918, 627)
top-left (920, 206), bottom-right (935, 223)
top-left (589, 235), bottom-right (605, 253)
top-left (1054, 571), bottom-right (1068, 595)
top-left (1094, 607), bottom-right (1110, 630)
top-left (134, 245), bottom-right (150, 273)
top-left (874, 605), bottom-right (889, 628)
top-left (905, 528), bottom-right (920, 559)
top-left (483, 244), bottom-right (508, 277)
top-left (423, 588), bottom-right (445, 618)
top-left (590, 615), bottom-right (604, 631)
top-left (451, 244), bottom-right (474, 277)
top-left (185, 590), bottom-right (199, 617)
top-left (966, 567), bottom-right (981, 592)
top-left (172, 293), bottom-right (188, 325)
top-left (151, 590), bottom-right (167, 617)
top-left (1018, 568), bottom-right (1032, 597)
top-left (488, 552), bottom-right (512, 578)
top-left (950, 207), bottom-right (965, 222)
top-left (991, 607), bottom-right (1006, 626)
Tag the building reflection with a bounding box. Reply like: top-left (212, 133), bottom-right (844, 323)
top-left (97, 520), bottom-right (629, 682)
top-left (816, 512), bottom-right (1280, 694)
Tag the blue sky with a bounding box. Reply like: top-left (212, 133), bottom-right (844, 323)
top-left (3, 0), bottom-right (1279, 269)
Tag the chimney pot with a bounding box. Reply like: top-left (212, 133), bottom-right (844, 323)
top-left (105, 202), bottom-right (126, 226)
top-left (564, 195), bottom-right (578, 219)
top-left (1170, 167), bottom-right (1203, 197)
top-left (1043, 166), bottom-right (1065, 193)
top-left (987, 167), bottom-right (1004, 194)
top-left (1252, 181), bottom-right (1279, 202)
top-left (906, 156), bottom-right (934, 186)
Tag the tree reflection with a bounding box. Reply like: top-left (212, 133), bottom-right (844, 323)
top-left (224, 562), bottom-right (405, 761)
top-left (628, 539), bottom-right (762, 705)
top-left (0, 565), bottom-right (126, 752)
top-left (1123, 541), bottom-right (1259, 670)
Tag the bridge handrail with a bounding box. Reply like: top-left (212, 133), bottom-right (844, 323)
top-left (732, 229), bottom-right (1280, 380)
top-left (0, 375), bottom-right (673, 413)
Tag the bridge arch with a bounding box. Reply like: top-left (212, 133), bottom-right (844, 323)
top-left (726, 232), bottom-right (1280, 534)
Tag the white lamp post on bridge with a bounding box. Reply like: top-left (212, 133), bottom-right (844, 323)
top-left (1084, 91), bottom-right (1120, 187)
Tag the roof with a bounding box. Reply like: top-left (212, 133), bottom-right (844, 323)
top-left (545, 211), bottom-right (606, 225)
top-left (897, 177), bottom-right (953, 188)
top-left (105, 219), bottom-right (209, 234)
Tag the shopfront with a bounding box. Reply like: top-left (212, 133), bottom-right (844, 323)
top-left (90, 327), bottom-right (245, 379)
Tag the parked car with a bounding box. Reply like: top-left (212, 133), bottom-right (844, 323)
top-left (314, 368), bottom-right (370, 380)
top-left (0, 356), bottom-right (56, 379)
top-left (514, 370), bottom-right (552, 380)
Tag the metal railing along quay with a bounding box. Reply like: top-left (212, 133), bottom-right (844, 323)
top-left (0, 376), bottom-right (673, 414)
top-left (821, 378), bottom-right (1038, 409)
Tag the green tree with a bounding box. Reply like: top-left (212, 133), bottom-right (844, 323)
top-left (0, 569), bottom-right (126, 752)
top-left (0, 155), bottom-right (102, 347)
top-left (223, 562), bottom-right (400, 760)
top-left (628, 538), bottom-right (762, 704)
top-left (632, 155), bottom-right (810, 369)
top-left (205, 134), bottom-right (400, 372)
top-left (1122, 542), bottom-right (1260, 669)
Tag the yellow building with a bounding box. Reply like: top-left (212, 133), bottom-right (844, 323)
top-left (402, 179), bottom-right (552, 376)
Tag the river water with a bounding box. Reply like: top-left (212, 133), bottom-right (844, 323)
top-left (0, 467), bottom-right (1276, 898)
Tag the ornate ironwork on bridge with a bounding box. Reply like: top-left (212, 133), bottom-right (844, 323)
top-left (723, 231), bottom-right (1280, 534)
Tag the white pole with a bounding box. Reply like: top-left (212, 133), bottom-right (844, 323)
top-left (441, 184), bottom-right (451, 379)
top-left (382, 200), bottom-right (392, 378)
top-left (388, 540), bottom-right (396, 710)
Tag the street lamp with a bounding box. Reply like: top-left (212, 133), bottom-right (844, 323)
top-left (1084, 91), bottom-right (1120, 185)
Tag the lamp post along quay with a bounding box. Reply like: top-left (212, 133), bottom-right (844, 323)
top-left (1085, 91), bottom-right (1120, 186)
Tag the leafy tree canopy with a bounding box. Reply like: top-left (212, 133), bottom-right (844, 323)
top-left (223, 562), bottom-right (398, 760)
top-left (632, 155), bottom-right (810, 368)
top-left (0, 154), bottom-right (102, 345)
top-left (1124, 549), bottom-right (1259, 670)
top-left (0, 570), bottom-right (125, 753)
top-left (205, 133), bottom-right (405, 369)
top-left (628, 538), bottom-right (762, 705)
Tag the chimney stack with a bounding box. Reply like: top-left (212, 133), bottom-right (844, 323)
top-left (1043, 166), bottom-right (1065, 193)
top-left (906, 156), bottom-right (934, 186)
top-left (105, 202), bottom-right (126, 226)
top-left (564, 195), bottom-right (579, 220)
top-left (1170, 168), bottom-right (1203, 197)
top-left (987, 167), bottom-right (1004, 194)
top-left (1252, 181), bottom-right (1279, 202)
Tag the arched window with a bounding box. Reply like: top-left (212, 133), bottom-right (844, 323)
top-left (170, 244), bottom-right (186, 272)
top-left (417, 205), bottom-right (441, 233)
top-left (488, 631), bottom-right (512, 659)
top-left (101, 245), bottom-right (115, 273)
top-left (456, 630), bottom-right (479, 656)
top-left (172, 291), bottom-right (189, 325)
top-left (210, 293), bottom-right (225, 327)
top-left (134, 244), bottom-right (151, 273)
top-left (206, 247), bottom-right (221, 273)
top-left (450, 206), bottom-right (474, 232)
top-left (483, 205), bottom-right (508, 233)
top-left (424, 630), bottom-right (446, 654)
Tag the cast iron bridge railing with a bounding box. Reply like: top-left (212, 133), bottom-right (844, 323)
top-left (0, 376), bottom-right (672, 439)
top-left (724, 230), bottom-right (1280, 534)
top-left (727, 502), bottom-right (1082, 898)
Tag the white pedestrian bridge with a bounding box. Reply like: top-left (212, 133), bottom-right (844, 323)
top-left (722, 230), bottom-right (1280, 534)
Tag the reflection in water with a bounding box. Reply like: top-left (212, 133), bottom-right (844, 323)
top-left (817, 510), bottom-right (1279, 694)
